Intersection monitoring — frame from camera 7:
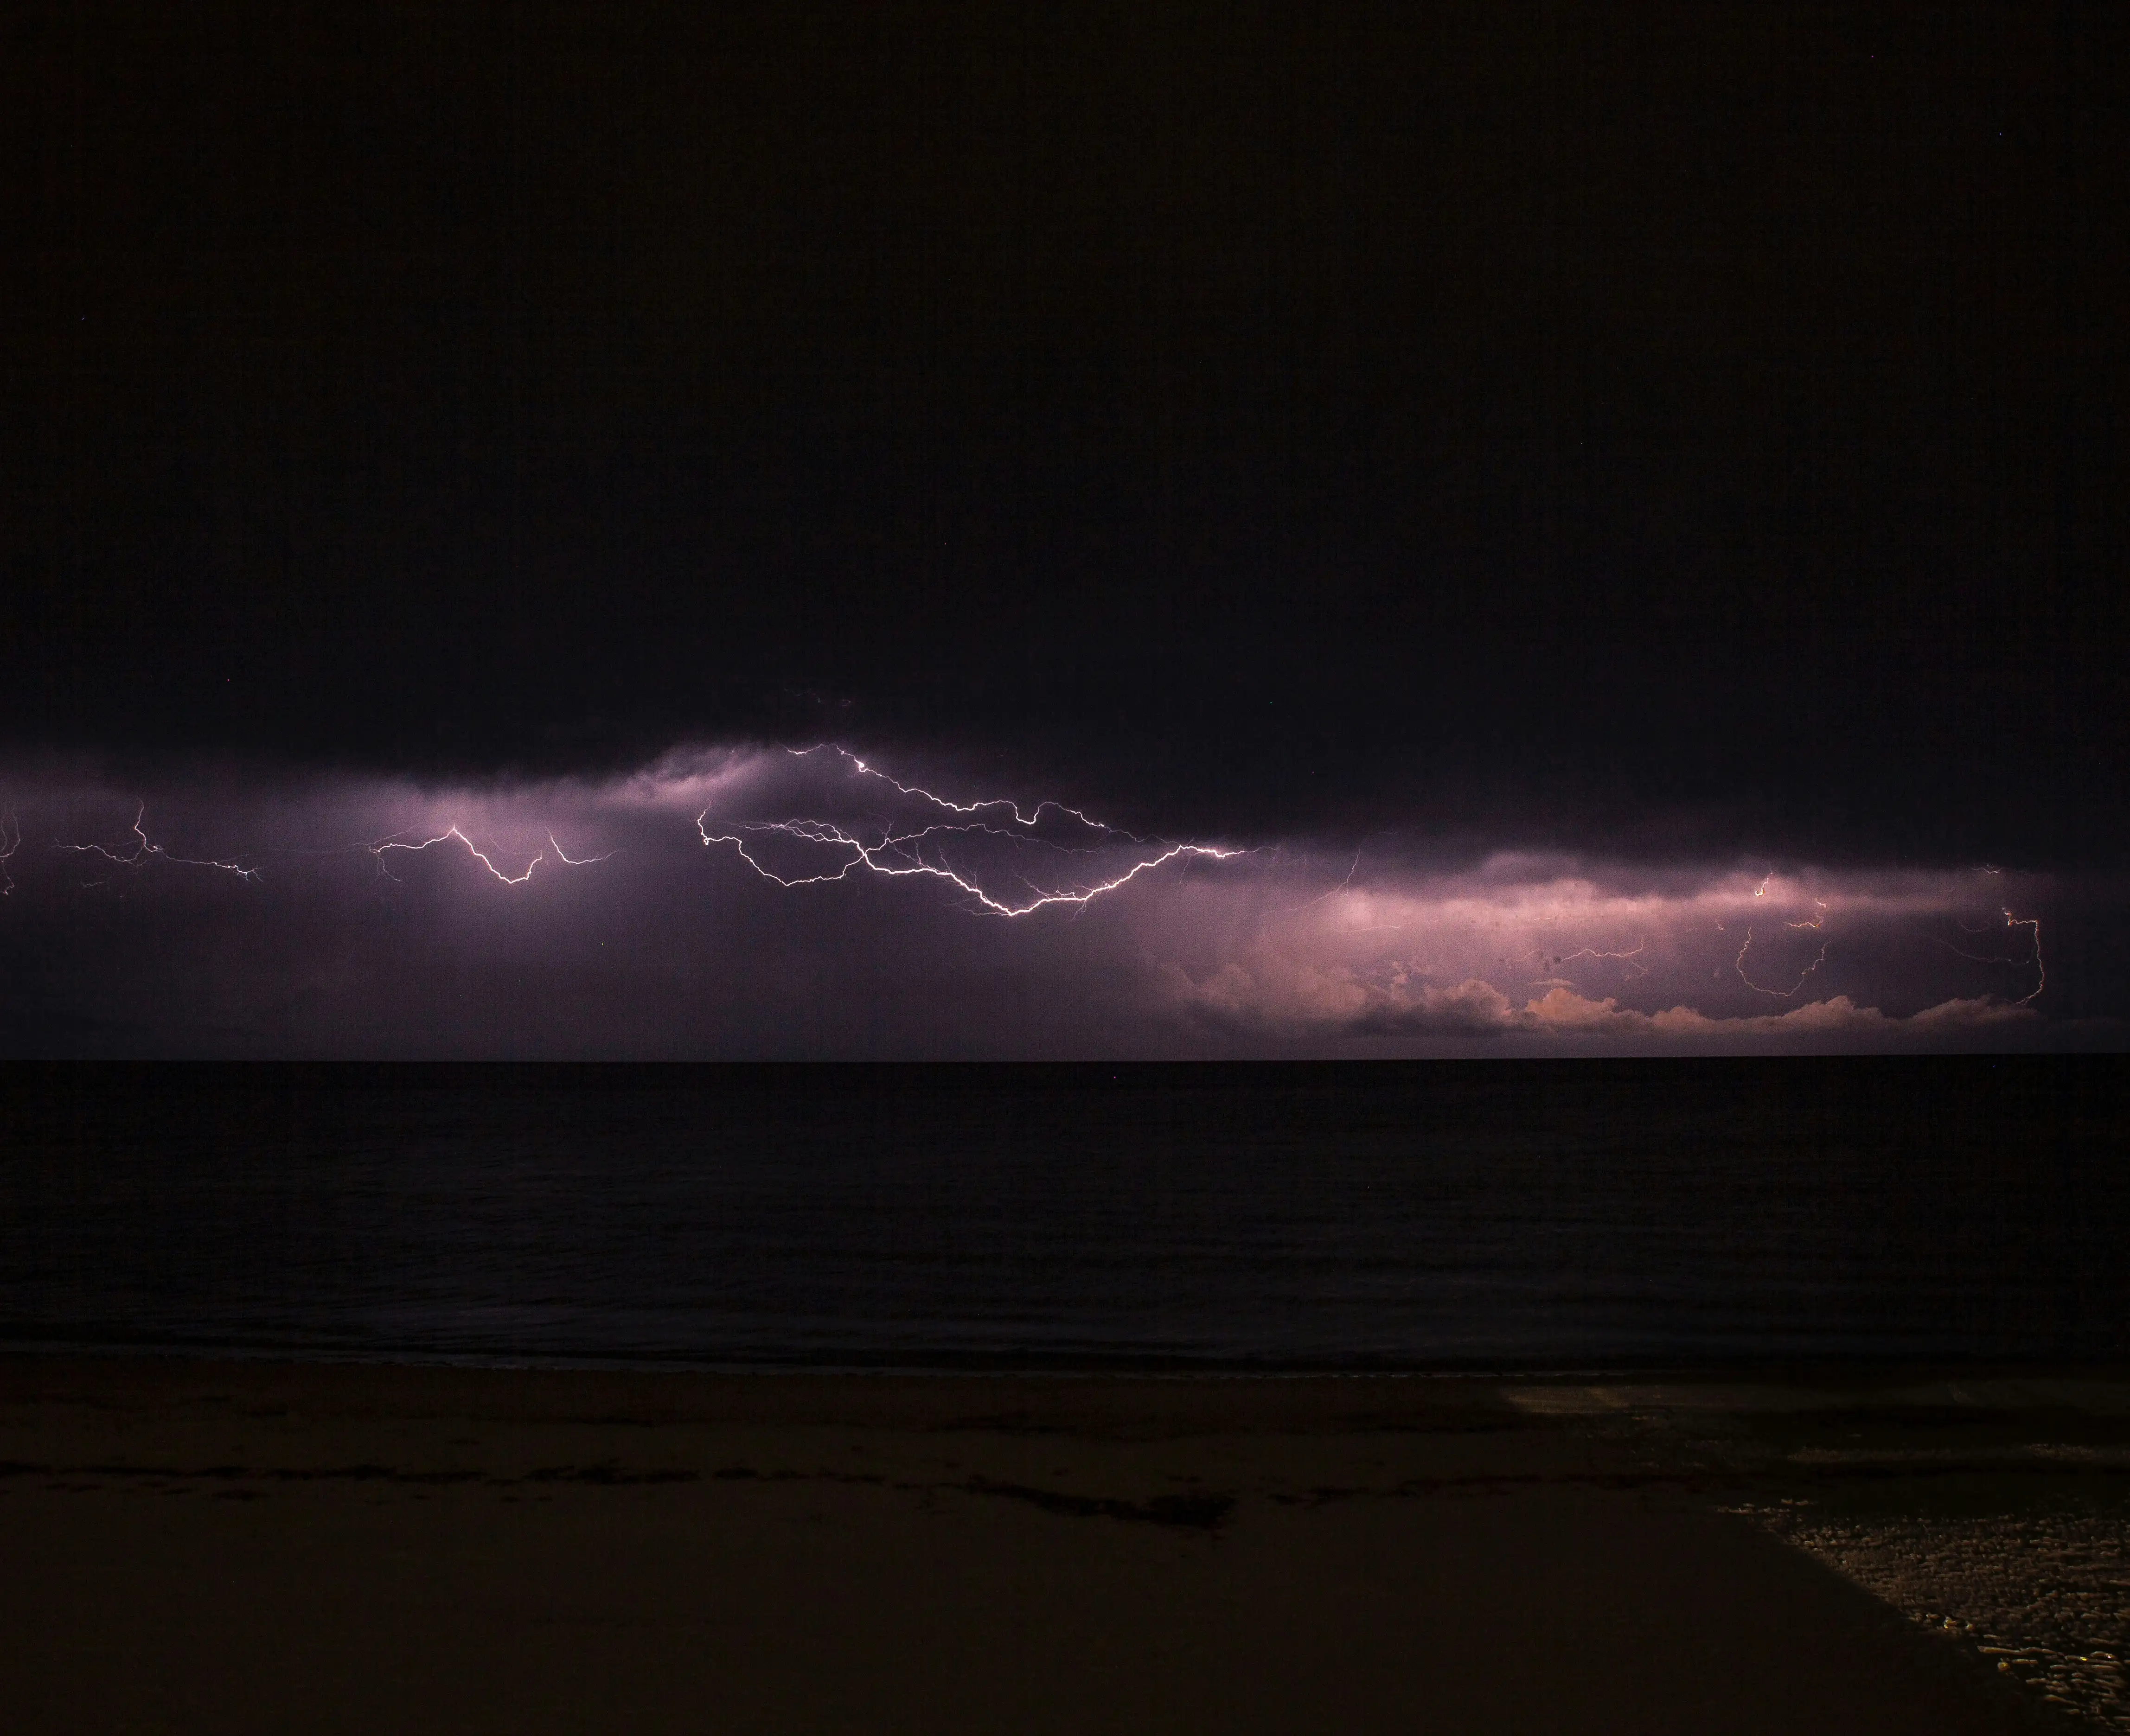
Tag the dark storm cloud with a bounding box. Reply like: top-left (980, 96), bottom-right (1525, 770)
top-left (0, 748), bottom-right (2111, 1059)
top-left (6, 4), bottom-right (2125, 868)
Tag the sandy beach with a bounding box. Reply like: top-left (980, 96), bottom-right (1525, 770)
top-left (2, 1356), bottom-right (2120, 1734)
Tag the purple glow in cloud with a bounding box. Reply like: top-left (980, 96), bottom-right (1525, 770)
top-left (694, 745), bottom-right (1248, 917)
top-left (367, 824), bottom-right (616, 887)
top-left (0, 745), bottom-right (2102, 1058)
top-left (1142, 854), bottom-right (2055, 1045)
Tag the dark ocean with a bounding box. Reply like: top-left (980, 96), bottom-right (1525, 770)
top-left (2, 1059), bottom-right (2124, 1370)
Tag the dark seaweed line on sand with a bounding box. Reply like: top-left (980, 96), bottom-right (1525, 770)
top-left (0, 1457), bottom-right (1235, 1526)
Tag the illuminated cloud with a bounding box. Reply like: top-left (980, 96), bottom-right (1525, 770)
top-left (1148, 853), bottom-right (2054, 1047)
top-left (690, 745), bottom-right (1247, 917)
top-left (0, 745), bottom-right (2101, 1058)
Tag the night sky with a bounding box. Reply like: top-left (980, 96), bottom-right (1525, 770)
top-left (4, 3), bottom-right (2124, 1055)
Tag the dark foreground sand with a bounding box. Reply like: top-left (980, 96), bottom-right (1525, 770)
top-left (3, 1359), bottom-right (2122, 1734)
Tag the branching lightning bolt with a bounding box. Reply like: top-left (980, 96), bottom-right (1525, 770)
top-left (1735, 927), bottom-right (1830, 997)
top-left (56, 804), bottom-right (260, 883)
top-left (0, 759), bottom-right (2065, 1032)
top-left (1935, 908), bottom-right (2045, 1004)
top-left (367, 826), bottom-right (613, 886)
top-left (1735, 897), bottom-right (1831, 998)
top-left (698, 815), bottom-right (1240, 917)
top-left (370, 827), bottom-right (540, 884)
top-left (698, 751), bottom-right (1242, 916)
top-left (786, 744), bottom-right (1122, 834)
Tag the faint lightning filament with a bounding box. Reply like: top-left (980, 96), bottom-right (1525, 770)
top-left (1938, 909), bottom-right (2046, 1004)
top-left (787, 744), bottom-right (1123, 834)
top-left (1549, 940), bottom-right (1650, 980)
top-left (56, 804), bottom-right (260, 882)
top-left (2003, 910), bottom-right (2045, 1003)
top-left (1735, 926), bottom-right (1830, 998)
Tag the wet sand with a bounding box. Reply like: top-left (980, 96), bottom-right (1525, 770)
top-left (3, 1358), bottom-right (2119, 1734)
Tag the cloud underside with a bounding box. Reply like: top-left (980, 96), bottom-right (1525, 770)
top-left (1169, 968), bottom-right (2036, 1042)
top-left (0, 747), bottom-right (2077, 1056)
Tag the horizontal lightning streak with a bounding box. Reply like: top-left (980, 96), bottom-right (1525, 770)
top-left (367, 826), bottom-right (611, 885)
top-left (1551, 940), bottom-right (1650, 980)
top-left (787, 745), bottom-right (1130, 836)
top-left (55, 804), bottom-right (260, 882)
top-left (370, 827), bottom-right (540, 884)
top-left (694, 748), bottom-right (1245, 915)
top-left (697, 813), bottom-right (1241, 917)
top-left (0, 754), bottom-right (2063, 1041)
top-left (695, 753), bottom-right (1247, 915)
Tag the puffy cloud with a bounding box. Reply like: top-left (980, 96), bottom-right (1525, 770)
top-left (1162, 963), bottom-right (1518, 1037)
top-left (1518, 987), bottom-right (2034, 1040)
top-left (1162, 961), bottom-right (2038, 1047)
top-left (1132, 837), bottom-right (2074, 1050)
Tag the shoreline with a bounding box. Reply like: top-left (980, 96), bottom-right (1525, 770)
top-left (7, 1355), bottom-right (2120, 1733)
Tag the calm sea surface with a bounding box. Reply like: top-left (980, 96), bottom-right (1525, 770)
top-left (2, 1059), bottom-right (2124, 1369)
